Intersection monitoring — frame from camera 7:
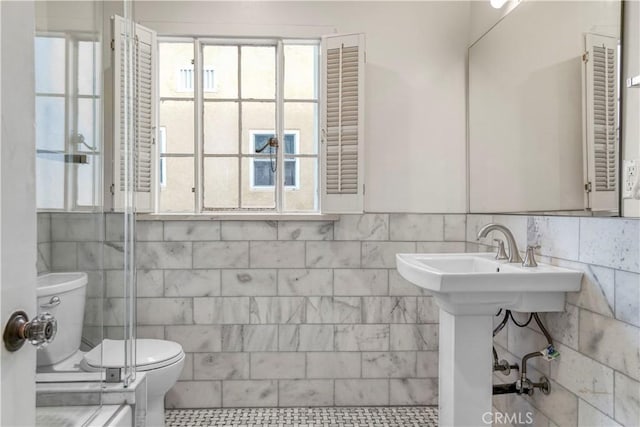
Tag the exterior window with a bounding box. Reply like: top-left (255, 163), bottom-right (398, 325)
top-left (251, 132), bottom-right (298, 188)
top-left (158, 39), bottom-right (319, 213)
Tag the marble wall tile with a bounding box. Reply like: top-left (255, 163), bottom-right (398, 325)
top-left (389, 270), bottom-right (428, 296)
top-left (417, 297), bottom-right (439, 324)
top-left (179, 353), bottom-right (194, 381)
top-left (306, 241), bottom-right (361, 268)
top-left (249, 241), bottom-right (305, 268)
top-left (528, 375), bottom-right (579, 427)
top-left (278, 380), bottom-right (334, 406)
top-left (193, 297), bottom-right (250, 325)
top-left (193, 242), bottom-right (249, 268)
top-left (166, 381), bottom-right (222, 409)
top-left (164, 269), bottom-right (220, 297)
top-left (416, 351), bottom-right (439, 378)
top-left (193, 353), bottom-right (250, 380)
top-left (390, 324), bottom-right (438, 351)
top-left (306, 352), bottom-right (361, 379)
top-left (362, 297), bottom-right (417, 324)
top-left (334, 269), bottom-right (388, 296)
top-left (136, 326), bottom-right (165, 340)
top-left (51, 213), bottom-right (101, 242)
top-left (506, 323), bottom-right (551, 375)
top-left (528, 216), bottom-right (580, 260)
top-left (549, 343), bottom-right (614, 416)
top-left (164, 221), bottom-right (220, 241)
top-left (613, 372), bottom-right (640, 427)
top-left (335, 325), bottom-right (390, 351)
top-left (541, 303), bottom-right (579, 350)
top-left (614, 270), bottom-right (640, 327)
top-left (37, 243), bottom-right (51, 273)
top-left (221, 221), bottom-right (277, 241)
top-left (136, 242), bottom-right (191, 269)
top-left (444, 214), bottom-right (466, 241)
top-left (335, 379), bottom-right (389, 405)
top-left (565, 263), bottom-right (615, 318)
top-left (492, 214), bottom-right (528, 254)
top-left (362, 352), bottom-right (416, 378)
top-left (334, 214), bottom-right (389, 241)
top-left (249, 297), bottom-right (306, 324)
top-left (250, 352), bottom-right (305, 379)
top-left (222, 380), bottom-right (278, 407)
top-left (221, 269), bottom-right (277, 296)
top-left (221, 325), bottom-right (243, 352)
top-left (390, 378), bottom-right (438, 405)
top-left (578, 399), bottom-right (622, 427)
top-left (107, 269), bottom-right (163, 297)
top-left (278, 325), bottom-right (334, 351)
top-left (416, 241), bottom-right (467, 253)
top-left (136, 221), bottom-right (164, 241)
top-left (361, 242), bottom-right (416, 268)
top-left (304, 296), bottom-right (335, 324)
top-left (37, 213), bottom-right (51, 243)
top-left (332, 297), bottom-right (362, 323)
top-left (579, 218), bottom-right (639, 273)
top-left (105, 213), bottom-right (124, 241)
top-left (137, 298), bottom-right (193, 325)
top-left (277, 269), bottom-right (333, 296)
top-left (52, 242), bottom-right (77, 270)
top-left (579, 310), bottom-right (640, 381)
top-left (278, 221), bottom-right (333, 241)
top-left (466, 214), bottom-right (495, 244)
top-left (242, 325), bottom-right (278, 352)
top-left (389, 214), bottom-right (444, 241)
top-left (165, 325), bottom-right (221, 352)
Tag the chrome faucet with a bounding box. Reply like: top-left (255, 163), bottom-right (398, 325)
top-left (477, 223), bottom-right (524, 264)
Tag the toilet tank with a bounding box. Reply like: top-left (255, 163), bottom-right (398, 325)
top-left (36, 272), bottom-right (87, 367)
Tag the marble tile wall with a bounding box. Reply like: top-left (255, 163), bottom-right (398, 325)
top-left (467, 214), bottom-right (640, 427)
top-left (37, 213), bottom-right (52, 274)
top-left (48, 213), bottom-right (465, 408)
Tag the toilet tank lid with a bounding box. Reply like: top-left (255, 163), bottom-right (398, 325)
top-left (37, 272), bottom-right (87, 296)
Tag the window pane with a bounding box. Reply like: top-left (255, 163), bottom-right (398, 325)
top-left (283, 157), bottom-right (318, 212)
top-left (242, 158), bottom-right (275, 209)
top-left (284, 102), bottom-right (317, 155)
top-left (204, 101), bottom-right (239, 154)
top-left (284, 44), bottom-right (318, 100)
top-left (159, 42), bottom-right (194, 98)
top-left (160, 157), bottom-right (194, 212)
top-left (159, 100), bottom-right (194, 154)
top-left (76, 155), bottom-right (99, 207)
top-left (36, 157), bottom-right (65, 209)
top-left (204, 157), bottom-right (239, 209)
top-left (35, 36), bottom-right (65, 94)
top-left (78, 41), bottom-right (100, 96)
top-left (284, 159), bottom-right (297, 187)
top-left (77, 98), bottom-right (99, 150)
top-left (241, 46), bottom-right (275, 99)
top-left (242, 102), bottom-right (275, 154)
top-left (203, 45), bottom-right (238, 99)
top-left (36, 96), bottom-right (66, 151)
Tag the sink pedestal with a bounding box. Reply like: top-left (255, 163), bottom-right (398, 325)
top-left (438, 310), bottom-right (493, 427)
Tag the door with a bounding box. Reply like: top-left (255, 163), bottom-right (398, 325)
top-left (1, 1), bottom-right (38, 426)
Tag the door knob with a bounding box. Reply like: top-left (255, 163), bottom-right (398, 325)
top-left (3, 310), bottom-right (57, 352)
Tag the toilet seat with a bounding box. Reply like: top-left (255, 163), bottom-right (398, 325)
top-left (82, 339), bottom-right (184, 372)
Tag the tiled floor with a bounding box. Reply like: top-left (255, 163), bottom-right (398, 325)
top-left (165, 407), bottom-right (438, 426)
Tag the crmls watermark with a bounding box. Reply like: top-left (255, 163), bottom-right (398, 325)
top-left (482, 411), bottom-right (534, 425)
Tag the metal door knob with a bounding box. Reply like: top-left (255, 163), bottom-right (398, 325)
top-left (3, 310), bottom-right (57, 352)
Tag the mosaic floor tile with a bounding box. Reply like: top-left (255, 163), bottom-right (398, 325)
top-left (166, 406), bottom-right (438, 426)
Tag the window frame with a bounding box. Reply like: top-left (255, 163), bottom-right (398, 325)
top-left (249, 129), bottom-right (300, 190)
top-left (156, 36), bottom-right (321, 214)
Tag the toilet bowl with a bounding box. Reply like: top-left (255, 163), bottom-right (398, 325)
top-left (82, 339), bottom-right (185, 427)
top-left (37, 273), bottom-right (184, 427)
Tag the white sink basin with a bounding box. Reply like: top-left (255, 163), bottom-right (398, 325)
top-left (396, 252), bottom-right (582, 315)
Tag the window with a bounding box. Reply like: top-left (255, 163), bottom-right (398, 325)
top-left (158, 39), bottom-right (321, 213)
top-left (35, 34), bottom-right (101, 211)
top-left (251, 131), bottom-right (299, 189)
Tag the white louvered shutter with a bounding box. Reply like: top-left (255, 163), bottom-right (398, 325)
top-left (112, 15), bottom-right (156, 212)
top-left (321, 34), bottom-right (365, 213)
top-left (584, 33), bottom-right (618, 211)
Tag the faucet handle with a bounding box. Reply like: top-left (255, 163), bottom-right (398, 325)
top-left (493, 239), bottom-right (509, 260)
top-left (522, 245), bottom-right (541, 267)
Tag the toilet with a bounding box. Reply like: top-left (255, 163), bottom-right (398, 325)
top-left (37, 272), bottom-right (185, 427)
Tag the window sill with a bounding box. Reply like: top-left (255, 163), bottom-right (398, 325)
top-left (136, 213), bottom-right (340, 222)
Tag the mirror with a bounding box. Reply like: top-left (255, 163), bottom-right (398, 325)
top-left (468, 0), bottom-right (622, 215)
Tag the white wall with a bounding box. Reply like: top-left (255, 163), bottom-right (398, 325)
top-left (134, 1), bottom-right (471, 213)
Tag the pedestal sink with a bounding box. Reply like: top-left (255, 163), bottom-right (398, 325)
top-left (396, 252), bottom-right (582, 427)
